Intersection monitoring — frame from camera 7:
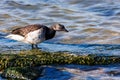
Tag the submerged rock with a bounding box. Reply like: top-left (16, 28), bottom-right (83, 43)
top-left (1, 67), bottom-right (43, 80)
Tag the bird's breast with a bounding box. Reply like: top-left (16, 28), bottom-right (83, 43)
top-left (24, 29), bottom-right (45, 44)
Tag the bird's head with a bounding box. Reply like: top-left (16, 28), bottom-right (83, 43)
top-left (52, 24), bottom-right (69, 32)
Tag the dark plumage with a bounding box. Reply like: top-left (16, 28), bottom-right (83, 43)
top-left (12, 24), bottom-right (45, 37)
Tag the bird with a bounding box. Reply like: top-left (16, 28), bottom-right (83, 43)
top-left (6, 23), bottom-right (68, 49)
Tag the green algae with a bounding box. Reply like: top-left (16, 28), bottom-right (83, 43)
top-left (1, 67), bottom-right (43, 80)
top-left (0, 50), bottom-right (119, 71)
top-left (0, 49), bottom-right (120, 79)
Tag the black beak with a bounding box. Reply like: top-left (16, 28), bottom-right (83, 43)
top-left (64, 29), bottom-right (69, 32)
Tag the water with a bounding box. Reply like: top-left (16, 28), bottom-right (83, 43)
top-left (0, 0), bottom-right (120, 80)
top-left (0, 0), bottom-right (119, 55)
top-left (37, 64), bottom-right (120, 80)
top-left (0, 0), bottom-right (120, 44)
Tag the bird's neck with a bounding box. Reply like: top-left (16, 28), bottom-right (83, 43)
top-left (45, 27), bottom-right (56, 40)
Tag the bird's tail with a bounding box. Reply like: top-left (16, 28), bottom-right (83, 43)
top-left (5, 34), bottom-right (24, 41)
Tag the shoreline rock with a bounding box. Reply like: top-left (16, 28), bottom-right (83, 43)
top-left (0, 49), bottom-right (119, 79)
top-left (1, 67), bottom-right (43, 80)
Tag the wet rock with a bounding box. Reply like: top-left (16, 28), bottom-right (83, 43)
top-left (106, 70), bottom-right (120, 76)
top-left (0, 50), bottom-right (119, 71)
top-left (1, 67), bottom-right (43, 80)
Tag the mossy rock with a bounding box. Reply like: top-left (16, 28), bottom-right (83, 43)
top-left (0, 50), bottom-right (120, 79)
top-left (1, 67), bottom-right (43, 80)
top-left (0, 49), bottom-right (120, 71)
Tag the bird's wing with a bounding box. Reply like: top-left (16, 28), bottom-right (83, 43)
top-left (11, 24), bottom-right (45, 37)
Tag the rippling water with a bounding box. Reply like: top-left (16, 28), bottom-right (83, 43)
top-left (0, 0), bottom-right (120, 80)
top-left (0, 0), bottom-right (120, 44)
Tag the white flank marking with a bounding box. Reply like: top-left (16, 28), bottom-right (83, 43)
top-left (6, 34), bottom-right (24, 41)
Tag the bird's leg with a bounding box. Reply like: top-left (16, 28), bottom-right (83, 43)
top-left (31, 44), bottom-right (39, 49)
top-left (35, 44), bottom-right (39, 49)
top-left (31, 44), bottom-right (34, 49)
